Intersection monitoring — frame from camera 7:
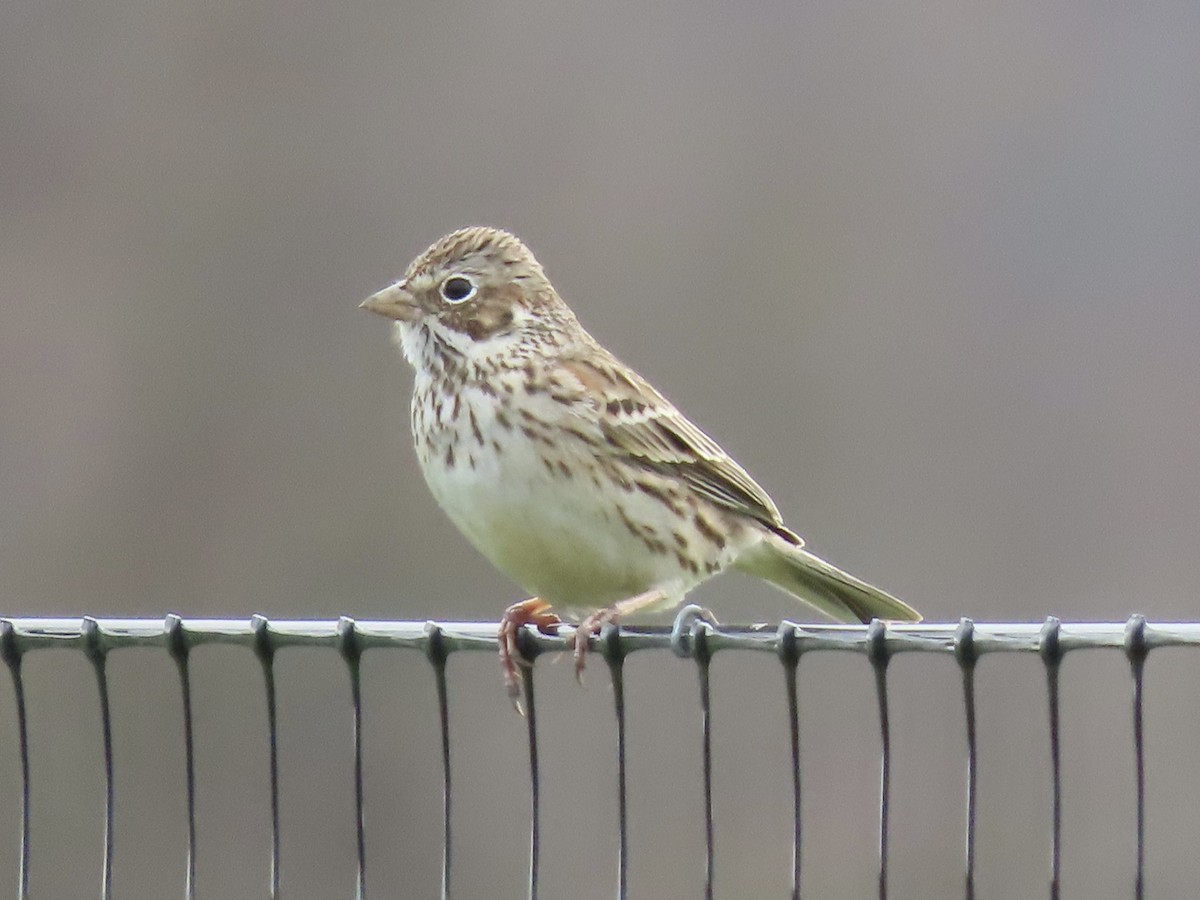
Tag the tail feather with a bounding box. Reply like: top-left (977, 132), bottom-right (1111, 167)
top-left (733, 535), bottom-right (921, 624)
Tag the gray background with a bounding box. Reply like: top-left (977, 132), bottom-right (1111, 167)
top-left (2, 0), bottom-right (1199, 897)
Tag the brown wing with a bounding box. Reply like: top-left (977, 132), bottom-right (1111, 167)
top-left (559, 352), bottom-right (802, 544)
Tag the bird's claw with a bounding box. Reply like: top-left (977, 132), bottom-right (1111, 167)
top-left (571, 608), bottom-right (622, 686)
top-left (498, 598), bottom-right (562, 712)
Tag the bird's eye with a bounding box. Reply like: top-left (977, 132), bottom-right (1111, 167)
top-left (440, 275), bottom-right (476, 304)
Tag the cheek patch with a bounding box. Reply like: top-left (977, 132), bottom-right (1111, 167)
top-left (463, 305), bottom-right (518, 341)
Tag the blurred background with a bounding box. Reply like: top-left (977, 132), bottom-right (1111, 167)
top-left (2, 0), bottom-right (1199, 896)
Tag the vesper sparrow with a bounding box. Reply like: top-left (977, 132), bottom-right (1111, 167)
top-left (362, 227), bottom-right (920, 697)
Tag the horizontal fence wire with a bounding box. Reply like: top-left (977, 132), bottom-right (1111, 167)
top-left (0, 612), bottom-right (1186, 899)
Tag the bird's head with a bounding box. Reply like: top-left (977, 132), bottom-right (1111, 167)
top-left (361, 226), bottom-right (578, 374)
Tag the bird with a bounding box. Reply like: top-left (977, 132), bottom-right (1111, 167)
top-left (361, 226), bottom-right (920, 698)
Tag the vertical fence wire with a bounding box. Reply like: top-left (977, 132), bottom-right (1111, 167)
top-left (1125, 615), bottom-right (1147, 900)
top-left (777, 623), bottom-right (803, 900)
top-left (867, 620), bottom-right (891, 900)
top-left (516, 630), bottom-right (543, 900)
top-left (165, 615), bottom-right (197, 900)
top-left (600, 624), bottom-right (630, 900)
top-left (251, 615), bottom-right (282, 900)
top-left (337, 617), bottom-right (368, 900)
top-left (696, 626), bottom-right (715, 900)
top-left (954, 619), bottom-right (978, 900)
top-left (425, 623), bottom-right (453, 900)
top-left (0, 620), bottom-right (30, 900)
top-left (1039, 617), bottom-right (1063, 900)
top-left (668, 607), bottom-right (717, 900)
top-left (81, 618), bottom-right (115, 900)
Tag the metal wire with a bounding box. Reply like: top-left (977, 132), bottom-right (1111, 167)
top-left (0, 613), bottom-right (1191, 898)
top-left (599, 623), bottom-right (630, 899)
top-left (515, 628), bottom-right (543, 900)
top-left (250, 614), bottom-right (282, 900)
top-left (80, 618), bottom-right (114, 900)
top-left (694, 627), bottom-right (715, 900)
top-left (165, 614), bottom-right (198, 900)
top-left (0, 620), bottom-right (29, 900)
top-left (777, 623), bottom-right (802, 900)
top-left (424, 623), bottom-right (453, 900)
top-left (336, 617), bottom-right (367, 900)
top-left (1125, 615), bottom-right (1147, 900)
top-left (867, 620), bottom-right (892, 900)
top-left (954, 619), bottom-right (979, 900)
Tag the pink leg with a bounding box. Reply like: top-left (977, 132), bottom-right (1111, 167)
top-left (498, 598), bottom-right (562, 704)
top-left (573, 589), bottom-right (667, 683)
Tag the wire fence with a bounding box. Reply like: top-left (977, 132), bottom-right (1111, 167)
top-left (0, 612), bottom-right (1180, 899)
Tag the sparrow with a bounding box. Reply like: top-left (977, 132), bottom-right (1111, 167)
top-left (361, 227), bottom-right (920, 698)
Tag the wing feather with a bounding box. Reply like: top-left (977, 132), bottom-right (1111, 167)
top-left (559, 353), bottom-right (799, 541)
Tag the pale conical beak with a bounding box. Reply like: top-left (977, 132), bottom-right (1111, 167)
top-left (359, 282), bottom-right (418, 321)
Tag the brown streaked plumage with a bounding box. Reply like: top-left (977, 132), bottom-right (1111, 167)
top-left (361, 226), bottom-right (921, 699)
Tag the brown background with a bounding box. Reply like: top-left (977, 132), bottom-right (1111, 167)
top-left (2, 1), bottom-right (1200, 897)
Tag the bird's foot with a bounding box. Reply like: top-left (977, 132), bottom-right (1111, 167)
top-left (499, 597), bottom-right (562, 708)
top-left (572, 609), bottom-right (618, 685)
top-left (573, 588), bottom-right (670, 684)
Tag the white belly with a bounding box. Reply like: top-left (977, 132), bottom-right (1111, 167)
top-left (412, 384), bottom-right (713, 615)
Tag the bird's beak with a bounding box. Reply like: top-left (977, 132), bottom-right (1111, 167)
top-left (359, 282), bottom-right (418, 321)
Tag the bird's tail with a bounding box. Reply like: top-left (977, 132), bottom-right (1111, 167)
top-left (732, 534), bottom-right (921, 624)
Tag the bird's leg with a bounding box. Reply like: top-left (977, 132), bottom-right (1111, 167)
top-left (499, 597), bottom-right (563, 702)
top-left (573, 589), bottom-right (667, 683)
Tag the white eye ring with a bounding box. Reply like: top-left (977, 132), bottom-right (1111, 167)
top-left (440, 275), bottom-right (477, 304)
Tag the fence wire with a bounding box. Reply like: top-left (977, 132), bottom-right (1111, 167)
top-left (0, 612), bottom-right (1181, 899)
